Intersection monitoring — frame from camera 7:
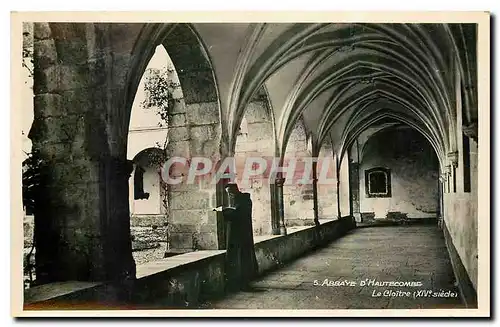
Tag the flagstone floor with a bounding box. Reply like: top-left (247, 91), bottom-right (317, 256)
top-left (200, 225), bottom-right (464, 310)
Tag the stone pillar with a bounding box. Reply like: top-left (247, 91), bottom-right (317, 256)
top-left (270, 184), bottom-right (280, 235)
top-left (215, 181), bottom-right (228, 249)
top-left (312, 161), bottom-right (319, 226)
top-left (336, 177), bottom-right (341, 219)
top-left (445, 165), bottom-right (452, 193)
top-left (448, 151), bottom-right (459, 193)
top-left (31, 23), bottom-right (136, 283)
top-left (463, 121), bottom-right (478, 143)
top-left (233, 98), bottom-right (274, 236)
top-left (275, 177), bottom-right (287, 235)
top-left (438, 177), bottom-right (445, 228)
top-left (100, 158), bottom-right (137, 281)
top-left (349, 161), bottom-right (361, 222)
top-left (165, 101), bottom-right (222, 253)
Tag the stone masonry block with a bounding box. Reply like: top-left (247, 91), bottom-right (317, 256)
top-left (33, 23), bottom-right (52, 40)
top-left (170, 86), bottom-right (183, 100)
top-left (34, 64), bottom-right (89, 94)
top-left (170, 209), bottom-right (209, 225)
top-left (52, 182), bottom-right (101, 231)
top-left (168, 183), bottom-right (202, 193)
top-left (186, 102), bottom-right (219, 125)
top-left (247, 122), bottom-right (274, 142)
top-left (34, 38), bottom-right (57, 70)
top-left (34, 93), bottom-right (63, 119)
top-left (34, 142), bottom-right (68, 160)
top-left (169, 191), bottom-right (210, 210)
top-left (245, 101), bottom-right (270, 123)
top-left (110, 53), bottom-right (134, 87)
top-left (189, 139), bottom-right (220, 158)
top-left (87, 58), bottom-right (107, 88)
top-left (168, 223), bottom-right (197, 234)
top-left (194, 232), bottom-right (218, 250)
top-left (168, 127), bottom-right (190, 142)
top-left (166, 141), bottom-right (190, 158)
top-left (130, 215), bottom-right (168, 227)
top-left (33, 115), bottom-right (85, 145)
top-left (171, 100), bottom-right (187, 114)
top-left (53, 37), bottom-right (88, 66)
top-left (179, 71), bottom-right (218, 104)
top-left (197, 223), bottom-right (217, 234)
top-left (169, 232), bottom-right (193, 250)
top-left (50, 157), bottom-right (100, 184)
top-left (189, 125), bottom-right (218, 142)
top-left (288, 125), bottom-right (307, 143)
top-left (131, 226), bottom-right (169, 243)
top-left (169, 114), bottom-right (187, 127)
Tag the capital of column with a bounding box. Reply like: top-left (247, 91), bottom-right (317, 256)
top-left (445, 165), bottom-right (452, 175)
top-left (447, 151), bottom-right (459, 168)
top-left (463, 120), bottom-right (478, 142)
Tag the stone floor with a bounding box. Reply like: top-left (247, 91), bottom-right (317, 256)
top-left (200, 225), bottom-right (464, 309)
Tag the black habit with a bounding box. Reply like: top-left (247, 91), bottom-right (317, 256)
top-left (222, 192), bottom-right (258, 291)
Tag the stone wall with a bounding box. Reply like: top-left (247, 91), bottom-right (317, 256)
top-left (442, 138), bottom-right (478, 291)
top-left (158, 100), bottom-right (221, 252)
top-left (234, 98), bottom-right (274, 235)
top-left (358, 127), bottom-right (440, 219)
top-left (283, 122), bottom-right (314, 226)
top-left (30, 23), bottom-right (224, 282)
top-left (317, 145), bottom-right (338, 219)
top-left (339, 156), bottom-right (351, 217)
top-left (130, 215), bottom-right (169, 265)
top-left (255, 217), bottom-right (355, 274)
top-left (24, 217), bottom-right (355, 309)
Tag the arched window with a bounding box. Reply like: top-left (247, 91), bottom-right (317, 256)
top-left (365, 167), bottom-right (391, 198)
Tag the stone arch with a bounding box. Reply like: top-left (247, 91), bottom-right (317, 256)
top-left (316, 137), bottom-right (338, 220)
top-left (280, 117), bottom-right (315, 227)
top-left (30, 22), bottom-right (224, 283)
top-left (123, 24), bottom-right (225, 255)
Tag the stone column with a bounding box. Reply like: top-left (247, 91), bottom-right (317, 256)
top-left (275, 177), bottom-right (287, 235)
top-left (165, 101), bottom-right (222, 253)
top-left (270, 184), bottom-right (280, 235)
top-left (100, 158), bottom-right (137, 281)
top-left (448, 151), bottom-right (459, 193)
top-left (215, 181), bottom-right (228, 249)
top-left (438, 177), bottom-right (445, 229)
top-left (463, 121), bottom-right (478, 143)
top-left (445, 165), bottom-right (452, 193)
top-left (336, 175), bottom-right (341, 219)
top-left (31, 23), bottom-right (136, 283)
top-left (349, 160), bottom-right (361, 222)
top-left (312, 161), bottom-right (319, 226)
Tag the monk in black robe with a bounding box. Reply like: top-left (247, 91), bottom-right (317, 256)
top-left (221, 183), bottom-right (258, 292)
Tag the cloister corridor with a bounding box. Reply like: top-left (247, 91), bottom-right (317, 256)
top-left (200, 225), bottom-right (464, 310)
top-left (16, 19), bottom-right (486, 315)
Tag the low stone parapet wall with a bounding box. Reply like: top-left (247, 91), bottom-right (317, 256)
top-left (23, 216), bottom-right (355, 310)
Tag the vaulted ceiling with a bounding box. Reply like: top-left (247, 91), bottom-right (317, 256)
top-left (190, 23), bottom-right (477, 163)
